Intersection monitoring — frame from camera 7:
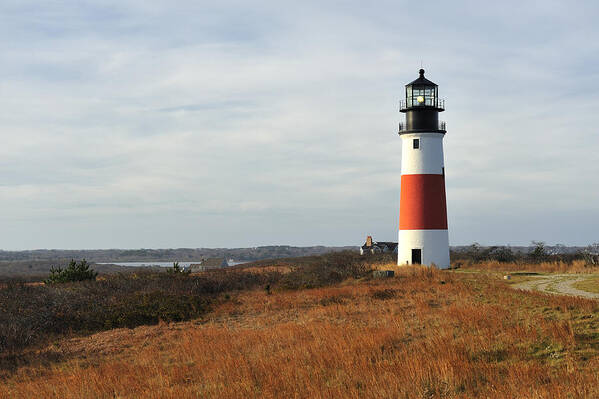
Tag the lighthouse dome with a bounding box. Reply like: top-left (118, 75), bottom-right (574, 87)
top-left (405, 69), bottom-right (439, 108)
top-left (407, 68), bottom-right (437, 87)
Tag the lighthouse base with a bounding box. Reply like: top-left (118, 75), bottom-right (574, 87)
top-left (397, 229), bottom-right (450, 269)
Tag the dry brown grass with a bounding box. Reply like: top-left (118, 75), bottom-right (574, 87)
top-left (461, 259), bottom-right (599, 274)
top-left (1, 265), bottom-right (599, 398)
top-left (227, 265), bottom-right (293, 274)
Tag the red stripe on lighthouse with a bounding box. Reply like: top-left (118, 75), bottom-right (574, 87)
top-left (400, 174), bottom-right (448, 230)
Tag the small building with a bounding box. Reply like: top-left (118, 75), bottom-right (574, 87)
top-left (360, 236), bottom-right (398, 255)
top-left (189, 257), bottom-right (229, 272)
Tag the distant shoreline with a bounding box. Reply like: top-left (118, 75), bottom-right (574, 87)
top-left (0, 246), bottom-right (357, 263)
top-left (97, 261), bottom-right (248, 268)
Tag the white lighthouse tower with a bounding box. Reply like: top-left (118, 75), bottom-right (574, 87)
top-left (397, 69), bottom-right (450, 269)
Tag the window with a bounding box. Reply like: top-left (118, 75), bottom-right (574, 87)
top-left (406, 84), bottom-right (437, 108)
top-left (413, 138), bottom-right (420, 149)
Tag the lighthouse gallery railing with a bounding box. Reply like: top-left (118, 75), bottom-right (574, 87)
top-left (398, 121), bottom-right (446, 133)
top-left (399, 98), bottom-right (445, 112)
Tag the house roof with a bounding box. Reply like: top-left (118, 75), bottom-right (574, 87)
top-left (376, 242), bottom-right (398, 247)
top-left (201, 257), bottom-right (227, 267)
top-left (361, 242), bottom-right (397, 249)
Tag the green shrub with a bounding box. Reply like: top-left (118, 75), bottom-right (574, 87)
top-left (166, 261), bottom-right (190, 275)
top-left (529, 241), bottom-right (548, 263)
top-left (44, 259), bottom-right (98, 284)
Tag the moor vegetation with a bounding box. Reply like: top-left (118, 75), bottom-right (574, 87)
top-left (1, 252), bottom-right (599, 398)
top-left (0, 259), bottom-right (162, 280)
top-left (0, 251), bottom-right (381, 359)
top-left (452, 241), bottom-right (599, 273)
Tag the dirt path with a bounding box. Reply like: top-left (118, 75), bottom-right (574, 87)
top-left (513, 274), bottom-right (599, 299)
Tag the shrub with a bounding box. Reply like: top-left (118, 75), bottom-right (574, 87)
top-left (488, 246), bottom-right (517, 263)
top-left (452, 244), bottom-right (519, 263)
top-left (529, 241), bottom-right (548, 263)
top-left (0, 251), bottom-right (381, 358)
top-left (44, 259), bottom-right (98, 284)
top-left (278, 251), bottom-right (374, 289)
top-left (0, 269), bottom-right (281, 356)
top-left (166, 261), bottom-right (190, 275)
top-left (371, 289), bottom-right (396, 300)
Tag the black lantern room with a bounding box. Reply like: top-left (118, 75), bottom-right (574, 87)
top-left (399, 69), bottom-right (446, 134)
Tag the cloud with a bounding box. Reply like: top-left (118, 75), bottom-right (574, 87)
top-left (0, 0), bottom-right (598, 249)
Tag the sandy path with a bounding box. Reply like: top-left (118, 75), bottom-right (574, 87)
top-left (513, 274), bottom-right (599, 299)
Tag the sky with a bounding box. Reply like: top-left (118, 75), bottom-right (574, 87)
top-left (1, 0), bottom-right (598, 250)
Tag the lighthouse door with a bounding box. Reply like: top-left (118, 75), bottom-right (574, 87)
top-left (411, 249), bottom-right (422, 265)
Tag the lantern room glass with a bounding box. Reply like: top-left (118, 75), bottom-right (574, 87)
top-left (406, 85), bottom-right (437, 107)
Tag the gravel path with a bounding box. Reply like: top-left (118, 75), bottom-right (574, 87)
top-left (513, 274), bottom-right (599, 299)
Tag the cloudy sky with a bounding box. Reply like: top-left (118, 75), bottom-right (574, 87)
top-left (1, 0), bottom-right (598, 250)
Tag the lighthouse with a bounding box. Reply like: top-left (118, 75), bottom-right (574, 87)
top-left (397, 69), bottom-right (450, 269)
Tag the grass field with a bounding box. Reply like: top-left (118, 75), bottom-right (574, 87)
top-left (1, 257), bottom-right (599, 398)
top-left (573, 277), bottom-right (599, 294)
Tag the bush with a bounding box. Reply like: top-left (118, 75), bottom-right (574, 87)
top-left (279, 251), bottom-right (374, 289)
top-left (371, 289), bottom-right (396, 300)
top-left (166, 261), bottom-right (190, 275)
top-left (452, 244), bottom-right (518, 263)
top-left (529, 241), bottom-right (548, 263)
top-left (451, 242), bottom-right (595, 265)
top-left (0, 269), bottom-right (281, 356)
top-left (0, 251), bottom-right (381, 358)
top-left (44, 259), bottom-right (97, 284)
